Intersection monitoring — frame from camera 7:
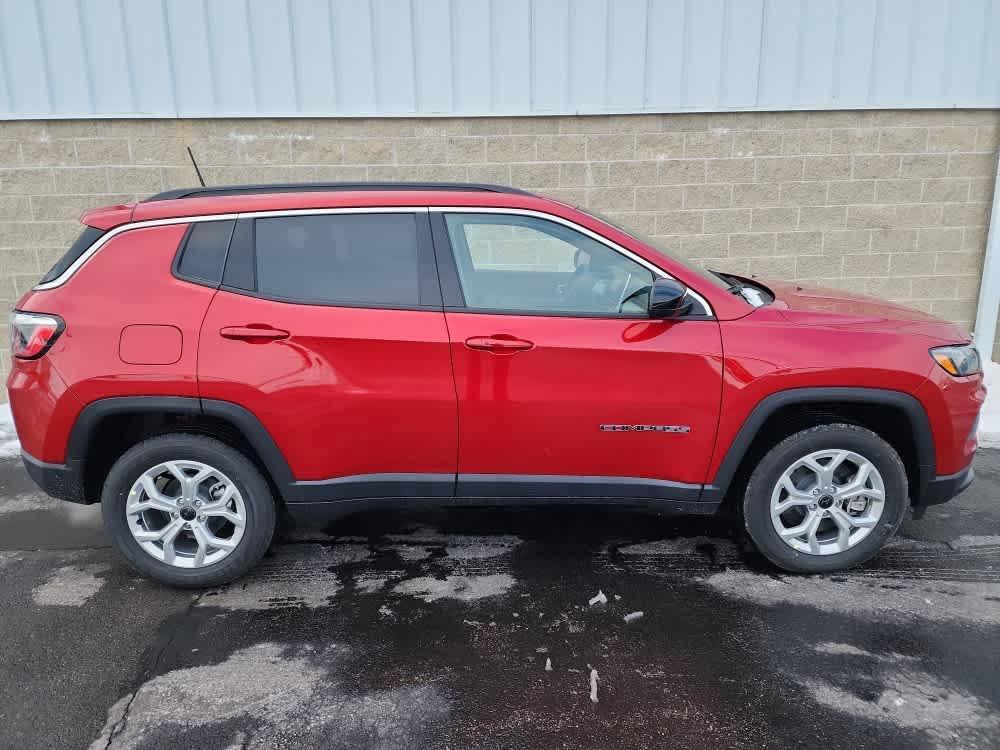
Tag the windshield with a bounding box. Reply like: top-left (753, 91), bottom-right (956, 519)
top-left (584, 209), bottom-right (735, 293)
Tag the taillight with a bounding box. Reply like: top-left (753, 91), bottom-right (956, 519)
top-left (9, 311), bottom-right (64, 359)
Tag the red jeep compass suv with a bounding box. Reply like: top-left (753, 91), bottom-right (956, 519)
top-left (8, 183), bottom-right (984, 587)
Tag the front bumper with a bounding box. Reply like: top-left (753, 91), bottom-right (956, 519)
top-left (917, 463), bottom-right (975, 507)
top-left (21, 450), bottom-right (87, 504)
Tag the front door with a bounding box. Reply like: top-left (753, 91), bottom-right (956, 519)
top-left (433, 210), bottom-right (723, 500)
top-left (198, 209), bottom-right (458, 500)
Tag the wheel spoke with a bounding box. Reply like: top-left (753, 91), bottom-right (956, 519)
top-left (779, 510), bottom-right (819, 540)
top-left (160, 520), bottom-right (185, 565)
top-left (829, 507), bottom-right (853, 550)
top-left (802, 456), bottom-right (829, 484)
top-left (189, 523), bottom-right (209, 567)
top-left (129, 474), bottom-right (177, 513)
top-left (204, 508), bottom-right (244, 527)
top-left (128, 497), bottom-right (176, 515)
top-left (193, 522), bottom-right (237, 552)
top-left (163, 461), bottom-right (188, 488)
top-left (188, 466), bottom-right (216, 492)
top-left (837, 462), bottom-right (874, 499)
top-left (774, 496), bottom-right (812, 515)
top-left (133, 518), bottom-right (183, 543)
top-left (199, 485), bottom-right (238, 513)
top-left (848, 511), bottom-right (880, 528)
top-left (826, 450), bottom-right (849, 480)
top-left (805, 512), bottom-right (823, 554)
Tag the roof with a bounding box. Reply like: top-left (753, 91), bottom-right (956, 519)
top-left (80, 184), bottom-right (557, 229)
top-left (144, 182), bottom-right (534, 201)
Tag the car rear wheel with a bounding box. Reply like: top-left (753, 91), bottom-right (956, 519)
top-left (742, 423), bottom-right (907, 573)
top-left (102, 434), bottom-right (275, 588)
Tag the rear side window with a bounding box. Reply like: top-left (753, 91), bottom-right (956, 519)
top-left (39, 225), bottom-right (106, 284)
top-left (253, 213), bottom-right (420, 306)
top-left (175, 220), bottom-right (236, 285)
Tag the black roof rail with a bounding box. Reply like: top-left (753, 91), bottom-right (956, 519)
top-left (144, 182), bottom-right (534, 202)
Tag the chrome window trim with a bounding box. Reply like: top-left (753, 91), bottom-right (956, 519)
top-left (32, 207), bottom-right (426, 291)
top-left (33, 204), bottom-right (714, 317)
top-left (430, 206), bottom-right (715, 316)
top-left (34, 213), bottom-right (239, 290)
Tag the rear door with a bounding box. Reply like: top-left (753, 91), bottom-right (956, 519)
top-left (433, 209), bottom-right (723, 500)
top-left (198, 209), bottom-right (458, 499)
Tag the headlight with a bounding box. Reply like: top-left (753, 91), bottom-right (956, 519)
top-left (930, 344), bottom-right (981, 377)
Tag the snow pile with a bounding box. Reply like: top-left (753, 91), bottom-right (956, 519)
top-left (0, 403), bottom-right (19, 459)
top-left (978, 360), bottom-right (1000, 448)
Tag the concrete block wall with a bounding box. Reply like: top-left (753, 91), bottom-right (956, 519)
top-left (0, 109), bottom-right (997, 394)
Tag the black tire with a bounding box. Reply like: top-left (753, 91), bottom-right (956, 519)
top-left (101, 434), bottom-right (276, 588)
top-left (742, 423), bottom-right (907, 574)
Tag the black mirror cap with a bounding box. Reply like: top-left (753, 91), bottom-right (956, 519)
top-left (649, 278), bottom-right (693, 319)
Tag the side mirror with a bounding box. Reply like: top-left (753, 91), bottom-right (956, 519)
top-left (649, 278), bottom-right (693, 319)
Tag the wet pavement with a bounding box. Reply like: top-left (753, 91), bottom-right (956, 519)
top-left (0, 453), bottom-right (998, 749)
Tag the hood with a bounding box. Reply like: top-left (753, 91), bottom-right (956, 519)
top-left (759, 279), bottom-right (970, 342)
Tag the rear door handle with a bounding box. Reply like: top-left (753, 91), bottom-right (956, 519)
top-left (220, 326), bottom-right (290, 341)
top-left (464, 335), bottom-right (535, 353)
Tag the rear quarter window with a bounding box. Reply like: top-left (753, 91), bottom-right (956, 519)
top-left (38, 225), bottom-right (106, 284)
top-left (175, 220), bottom-right (236, 285)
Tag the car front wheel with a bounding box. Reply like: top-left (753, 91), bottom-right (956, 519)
top-left (102, 434), bottom-right (276, 587)
top-left (742, 423), bottom-right (908, 573)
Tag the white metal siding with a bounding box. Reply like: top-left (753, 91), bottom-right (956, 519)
top-left (0, 0), bottom-right (997, 119)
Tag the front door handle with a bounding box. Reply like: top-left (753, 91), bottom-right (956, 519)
top-left (464, 335), bottom-right (535, 354)
top-left (220, 326), bottom-right (290, 341)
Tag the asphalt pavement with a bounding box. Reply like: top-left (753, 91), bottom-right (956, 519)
top-left (0, 451), bottom-right (998, 749)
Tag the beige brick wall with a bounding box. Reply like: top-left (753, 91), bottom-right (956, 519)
top-left (0, 109), bottom-right (997, 395)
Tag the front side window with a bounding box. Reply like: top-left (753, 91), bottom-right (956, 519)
top-left (444, 213), bottom-right (655, 315)
top-left (253, 213), bottom-right (420, 306)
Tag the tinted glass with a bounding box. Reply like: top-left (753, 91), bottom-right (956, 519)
top-left (254, 213), bottom-right (420, 306)
top-left (444, 213), bottom-right (655, 315)
top-left (177, 220), bottom-right (235, 284)
top-left (39, 225), bottom-right (106, 284)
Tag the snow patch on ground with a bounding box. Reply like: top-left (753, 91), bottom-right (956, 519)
top-left (353, 572), bottom-right (406, 594)
top-left (387, 528), bottom-right (521, 560)
top-left (702, 570), bottom-right (1000, 625)
top-left (201, 579), bottom-right (341, 611)
top-left (801, 668), bottom-right (999, 747)
top-left (0, 491), bottom-right (61, 514)
top-left (392, 574), bottom-right (516, 603)
top-left (198, 545), bottom-right (348, 610)
top-left (813, 642), bottom-right (915, 661)
top-left (32, 563), bottom-right (108, 606)
top-left (619, 536), bottom-right (722, 556)
top-left (978, 360), bottom-right (1000, 447)
top-left (389, 544), bottom-right (434, 562)
top-left (950, 534), bottom-right (1000, 548)
top-left (89, 642), bottom-right (447, 750)
top-left (0, 403), bottom-right (21, 459)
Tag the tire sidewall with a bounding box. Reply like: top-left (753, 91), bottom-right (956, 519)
top-left (102, 435), bottom-right (276, 588)
top-left (743, 425), bottom-right (907, 573)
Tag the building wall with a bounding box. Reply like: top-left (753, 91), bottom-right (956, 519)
top-left (4, 0), bottom-right (999, 119)
top-left (0, 108), bottom-right (997, 393)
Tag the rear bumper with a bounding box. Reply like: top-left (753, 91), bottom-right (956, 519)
top-left (916, 464), bottom-right (974, 507)
top-left (21, 450), bottom-right (87, 504)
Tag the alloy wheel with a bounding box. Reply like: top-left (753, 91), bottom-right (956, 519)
top-left (769, 449), bottom-right (885, 556)
top-left (125, 460), bottom-right (247, 568)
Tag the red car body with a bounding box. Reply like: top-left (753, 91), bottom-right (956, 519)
top-left (9, 185), bottom-right (983, 522)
